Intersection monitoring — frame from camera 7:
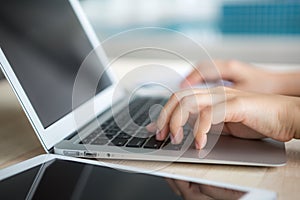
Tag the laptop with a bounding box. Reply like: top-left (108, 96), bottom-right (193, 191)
top-left (0, 0), bottom-right (286, 166)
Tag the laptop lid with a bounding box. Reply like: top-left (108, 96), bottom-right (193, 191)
top-left (0, 0), bottom-right (122, 151)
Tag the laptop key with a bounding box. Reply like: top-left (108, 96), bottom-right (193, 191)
top-left (89, 131), bottom-right (99, 138)
top-left (135, 130), bottom-right (153, 138)
top-left (105, 129), bottom-right (119, 139)
top-left (144, 136), bottom-right (163, 149)
top-left (79, 138), bottom-right (91, 144)
top-left (105, 133), bottom-right (115, 139)
top-left (126, 137), bottom-right (147, 148)
top-left (80, 133), bottom-right (96, 144)
top-left (162, 138), bottom-right (183, 151)
top-left (163, 144), bottom-right (182, 151)
top-left (110, 138), bottom-right (128, 146)
top-left (93, 128), bottom-right (103, 134)
top-left (116, 132), bottom-right (132, 140)
top-left (91, 137), bottom-right (109, 145)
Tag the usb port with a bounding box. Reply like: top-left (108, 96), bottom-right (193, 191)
top-left (84, 152), bottom-right (97, 157)
top-left (63, 151), bottom-right (79, 157)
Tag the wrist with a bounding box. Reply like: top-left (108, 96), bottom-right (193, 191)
top-left (293, 98), bottom-right (300, 139)
top-left (266, 73), bottom-right (283, 94)
top-left (270, 73), bottom-right (300, 96)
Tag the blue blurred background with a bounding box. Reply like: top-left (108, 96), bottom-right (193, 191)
top-left (80, 0), bottom-right (300, 63)
top-left (82, 0), bottom-right (300, 37)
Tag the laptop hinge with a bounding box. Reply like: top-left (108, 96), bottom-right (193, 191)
top-left (65, 131), bottom-right (78, 140)
top-left (48, 147), bottom-right (55, 153)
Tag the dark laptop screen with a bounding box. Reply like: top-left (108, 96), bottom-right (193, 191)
top-left (0, 0), bottom-right (112, 128)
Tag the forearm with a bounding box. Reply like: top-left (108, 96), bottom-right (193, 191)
top-left (272, 72), bottom-right (300, 96)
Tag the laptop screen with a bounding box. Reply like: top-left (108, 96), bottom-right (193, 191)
top-left (0, 0), bottom-right (112, 128)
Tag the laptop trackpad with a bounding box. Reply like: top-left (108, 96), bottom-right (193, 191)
top-left (191, 134), bottom-right (286, 166)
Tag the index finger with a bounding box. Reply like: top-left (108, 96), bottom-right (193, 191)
top-left (156, 88), bottom-right (212, 132)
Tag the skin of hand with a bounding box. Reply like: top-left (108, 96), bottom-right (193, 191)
top-left (166, 178), bottom-right (245, 200)
top-left (151, 87), bottom-right (300, 149)
top-left (180, 60), bottom-right (300, 96)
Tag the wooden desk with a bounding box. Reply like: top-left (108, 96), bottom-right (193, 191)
top-left (0, 69), bottom-right (300, 199)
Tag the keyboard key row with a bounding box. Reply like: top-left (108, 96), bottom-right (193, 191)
top-left (80, 130), bottom-right (187, 151)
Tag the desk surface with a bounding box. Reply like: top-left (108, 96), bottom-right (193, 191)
top-left (0, 63), bottom-right (300, 199)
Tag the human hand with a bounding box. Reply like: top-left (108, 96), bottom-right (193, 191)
top-left (180, 60), bottom-right (279, 94)
top-left (150, 87), bottom-right (300, 149)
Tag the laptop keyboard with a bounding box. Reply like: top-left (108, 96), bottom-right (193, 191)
top-left (79, 97), bottom-right (190, 151)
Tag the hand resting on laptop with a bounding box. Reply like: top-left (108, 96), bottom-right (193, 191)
top-left (181, 60), bottom-right (300, 96)
top-left (147, 60), bottom-right (300, 149)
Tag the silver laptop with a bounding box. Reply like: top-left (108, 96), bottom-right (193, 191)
top-left (0, 0), bottom-right (286, 166)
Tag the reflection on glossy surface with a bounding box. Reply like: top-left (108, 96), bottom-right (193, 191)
top-left (166, 178), bottom-right (245, 200)
top-left (0, 158), bottom-right (246, 200)
top-left (0, 159), bottom-right (182, 200)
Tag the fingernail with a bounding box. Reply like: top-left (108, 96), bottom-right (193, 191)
top-left (171, 128), bottom-right (183, 144)
top-left (195, 135), bottom-right (207, 149)
top-left (200, 135), bottom-right (207, 148)
top-left (170, 134), bottom-right (174, 143)
top-left (156, 130), bottom-right (162, 140)
top-left (195, 141), bottom-right (201, 150)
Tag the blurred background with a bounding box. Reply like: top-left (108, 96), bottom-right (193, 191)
top-left (79, 0), bottom-right (300, 63)
top-left (0, 0), bottom-right (300, 80)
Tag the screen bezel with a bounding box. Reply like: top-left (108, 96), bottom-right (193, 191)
top-left (0, 154), bottom-right (277, 200)
top-left (0, 0), bottom-right (124, 151)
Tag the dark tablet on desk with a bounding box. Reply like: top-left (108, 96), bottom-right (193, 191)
top-left (0, 155), bottom-right (276, 200)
